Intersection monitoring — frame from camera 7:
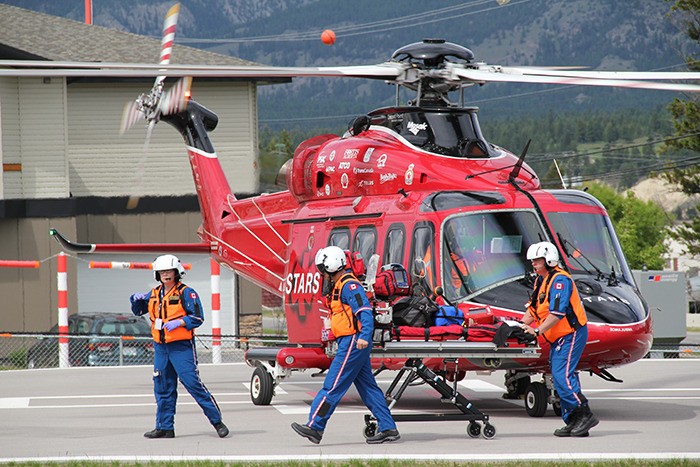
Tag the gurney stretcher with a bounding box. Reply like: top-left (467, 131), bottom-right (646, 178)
top-left (363, 327), bottom-right (540, 439)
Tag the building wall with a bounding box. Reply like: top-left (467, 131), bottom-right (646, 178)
top-left (0, 217), bottom-right (77, 332)
top-left (18, 77), bottom-right (69, 198)
top-left (66, 81), bottom-right (258, 197)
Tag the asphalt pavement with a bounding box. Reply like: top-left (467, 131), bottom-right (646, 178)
top-left (1, 359), bottom-right (700, 463)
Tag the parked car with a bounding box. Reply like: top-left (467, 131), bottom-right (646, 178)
top-left (26, 313), bottom-right (153, 368)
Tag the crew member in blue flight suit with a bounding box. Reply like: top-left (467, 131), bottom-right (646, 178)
top-left (521, 242), bottom-right (599, 437)
top-left (291, 246), bottom-right (400, 444)
top-left (130, 254), bottom-right (229, 439)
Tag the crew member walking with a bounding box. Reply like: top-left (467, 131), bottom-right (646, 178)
top-left (291, 246), bottom-right (400, 444)
top-left (521, 242), bottom-right (599, 437)
top-left (131, 254), bottom-right (229, 439)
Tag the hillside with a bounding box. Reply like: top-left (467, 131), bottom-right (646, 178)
top-left (3, 0), bottom-right (698, 129)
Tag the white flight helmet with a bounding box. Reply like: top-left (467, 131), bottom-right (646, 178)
top-left (315, 246), bottom-right (347, 274)
top-left (526, 241), bottom-right (559, 267)
top-left (153, 254), bottom-right (186, 281)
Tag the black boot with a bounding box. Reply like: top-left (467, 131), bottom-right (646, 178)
top-left (143, 428), bottom-right (175, 439)
top-left (291, 422), bottom-right (323, 444)
top-left (214, 421), bottom-right (229, 438)
top-left (553, 408), bottom-right (580, 437)
top-left (570, 404), bottom-right (599, 437)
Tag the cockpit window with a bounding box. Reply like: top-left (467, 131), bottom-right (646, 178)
top-left (370, 108), bottom-right (497, 158)
top-left (442, 211), bottom-right (545, 301)
top-left (547, 212), bottom-right (625, 280)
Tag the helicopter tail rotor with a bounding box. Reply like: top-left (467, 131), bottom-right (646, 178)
top-left (119, 3), bottom-right (192, 209)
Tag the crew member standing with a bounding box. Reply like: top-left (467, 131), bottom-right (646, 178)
top-left (291, 246), bottom-right (400, 444)
top-left (130, 254), bottom-right (229, 439)
top-left (521, 241), bottom-right (599, 437)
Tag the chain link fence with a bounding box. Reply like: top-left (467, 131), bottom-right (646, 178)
top-left (0, 333), bottom-right (289, 370)
top-left (1, 333), bottom-right (698, 371)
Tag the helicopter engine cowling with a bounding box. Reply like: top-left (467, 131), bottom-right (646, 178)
top-left (287, 134), bottom-right (337, 201)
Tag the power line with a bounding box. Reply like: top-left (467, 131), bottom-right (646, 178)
top-left (178, 0), bottom-right (527, 44)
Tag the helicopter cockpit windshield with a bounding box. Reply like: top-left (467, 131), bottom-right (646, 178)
top-left (369, 107), bottom-right (499, 158)
top-left (441, 209), bottom-right (646, 324)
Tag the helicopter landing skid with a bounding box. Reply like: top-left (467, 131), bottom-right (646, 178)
top-left (364, 357), bottom-right (497, 440)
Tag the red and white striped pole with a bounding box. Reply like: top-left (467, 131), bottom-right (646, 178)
top-left (57, 252), bottom-right (70, 368)
top-left (210, 259), bottom-right (221, 364)
top-left (84, 0), bottom-right (92, 24)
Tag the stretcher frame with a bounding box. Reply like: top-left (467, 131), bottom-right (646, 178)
top-left (363, 340), bottom-right (541, 439)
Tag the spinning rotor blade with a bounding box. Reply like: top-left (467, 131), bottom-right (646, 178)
top-left (119, 100), bottom-right (144, 134)
top-left (120, 3), bottom-right (189, 210)
top-left (154, 2), bottom-right (180, 86)
top-left (500, 66), bottom-right (700, 82)
top-left (0, 62), bottom-right (405, 80)
top-left (159, 76), bottom-right (192, 115)
top-left (454, 66), bottom-right (700, 92)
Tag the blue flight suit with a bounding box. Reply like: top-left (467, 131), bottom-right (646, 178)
top-left (131, 284), bottom-right (223, 431)
top-left (544, 274), bottom-right (590, 423)
top-left (305, 274), bottom-right (396, 433)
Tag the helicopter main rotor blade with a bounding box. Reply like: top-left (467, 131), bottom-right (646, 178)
top-left (0, 62), bottom-right (405, 80)
top-left (499, 66), bottom-right (700, 81)
top-left (453, 66), bottom-right (700, 92)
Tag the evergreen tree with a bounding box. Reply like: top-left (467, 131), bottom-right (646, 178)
top-left (663, 0), bottom-right (700, 256)
top-left (586, 183), bottom-right (670, 270)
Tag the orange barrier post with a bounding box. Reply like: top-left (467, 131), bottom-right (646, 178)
top-left (211, 259), bottom-right (221, 364)
top-left (57, 252), bottom-right (70, 368)
top-left (0, 260), bottom-right (39, 268)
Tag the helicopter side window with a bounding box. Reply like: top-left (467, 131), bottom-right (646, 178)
top-left (353, 226), bottom-right (377, 266)
top-left (383, 224), bottom-right (406, 266)
top-left (410, 222), bottom-right (436, 294)
top-left (328, 228), bottom-right (351, 250)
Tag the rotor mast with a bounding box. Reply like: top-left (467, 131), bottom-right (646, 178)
top-left (390, 39), bottom-right (476, 108)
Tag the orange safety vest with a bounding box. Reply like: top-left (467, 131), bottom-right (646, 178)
top-left (527, 267), bottom-right (587, 343)
top-left (450, 251), bottom-right (476, 290)
top-left (148, 282), bottom-right (195, 344)
top-left (327, 273), bottom-right (363, 338)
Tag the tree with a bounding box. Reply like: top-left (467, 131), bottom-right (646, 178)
top-left (585, 183), bottom-right (670, 270)
top-left (663, 0), bottom-right (700, 255)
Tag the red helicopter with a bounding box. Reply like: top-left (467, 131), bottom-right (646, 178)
top-left (8, 3), bottom-right (700, 438)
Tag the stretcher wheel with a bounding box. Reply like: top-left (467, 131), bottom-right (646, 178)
top-left (467, 421), bottom-right (481, 438)
top-left (250, 366), bottom-right (274, 406)
top-left (482, 423), bottom-right (497, 439)
top-left (525, 382), bottom-right (548, 417)
top-left (363, 421), bottom-right (377, 439)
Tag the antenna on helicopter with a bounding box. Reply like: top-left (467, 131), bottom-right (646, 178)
top-left (553, 159), bottom-right (567, 189)
top-left (508, 139), bottom-right (531, 183)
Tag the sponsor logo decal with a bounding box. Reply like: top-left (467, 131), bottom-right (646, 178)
top-left (405, 163), bottom-right (415, 185)
top-left (407, 121), bottom-right (427, 135)
top-left (380, 173), bottom-right (397, 184)
top-left (343, 149), bottom-right (359, 159)
top-left (353, 167), bottom-right (374, 174)
top-left (377, 154), bottom-right (388, 168)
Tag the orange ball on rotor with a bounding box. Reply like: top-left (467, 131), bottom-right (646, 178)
top-left (321, 29), bottom-right (336, 45)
